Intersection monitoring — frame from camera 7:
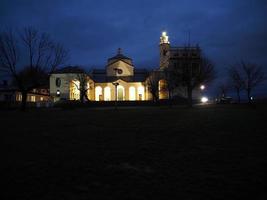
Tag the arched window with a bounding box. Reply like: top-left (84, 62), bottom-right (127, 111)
top-left (104, 87), bottom-right (111, 101)
top-left (137, 86), bottom-right (145, 100)
top-left (117, 85), bottom-right (125, 101)
top-left (56, 78), bottom-right (61, 87)
top-left (95, 86), bottom-right (102, 101)
top-left (129, 86), bottom-right (136, 101)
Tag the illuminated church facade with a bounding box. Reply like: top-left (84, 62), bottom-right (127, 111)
top-left (49, 32), bottom-right (201, 102)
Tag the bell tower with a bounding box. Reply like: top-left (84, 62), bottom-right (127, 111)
top-left (159, 31), bottom-right (170, 69)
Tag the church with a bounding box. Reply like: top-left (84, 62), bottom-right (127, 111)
top-left (49, 32), bottom-right (201, 102)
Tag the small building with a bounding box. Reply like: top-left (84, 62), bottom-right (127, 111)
top-left (0, 80), bottom-right (50, 103)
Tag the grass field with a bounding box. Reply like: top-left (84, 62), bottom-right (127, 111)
top-left (2, 104), bottom-right (267, 199)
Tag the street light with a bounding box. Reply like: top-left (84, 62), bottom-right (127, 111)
top-left (112, 82), bottom-right (119, 110)
top-left (56, 90), bottom-right (60, 97)
top-left (200, 85), bottom-right (205, 90)
top-left (201, 96), bottom-right (208, 103)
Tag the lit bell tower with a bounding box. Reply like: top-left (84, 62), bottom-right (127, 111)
top-left (159, 31), bottom-right (170, 69)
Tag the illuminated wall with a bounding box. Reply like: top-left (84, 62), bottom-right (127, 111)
top-left (159, 79), bottom-right (168, 99)
top-left (104, 87), bottom-right (111, 101)
top-left (129, 86), bottom-right (136, 101)
top-left (50, 73), bottom-right (151, 101)
top-left (95, 86), bottom-right (102, 101)
top-left (117, 85), bottom-right (125, 101)
top-left (137, 86), bottom-right (145, 100)
top-left (70, 80), bottom-right (80, 100)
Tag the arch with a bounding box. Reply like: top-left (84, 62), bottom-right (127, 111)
top-left (117, 85), bottom-right (125, 101)
top-left (159, 79), bottom-right (168, 99)
top-left (86, 82), bottom-right (90, 100)
top-left (95, 86), bottom-right (102, 101)
top-left (104, 86), bottom-right (111, 101)
top-left (137, 86), bottom-right (145, 100)
top-left (70, 80), bottom-right (80, 100)
top-left (129, 86), bottom-right (136, 101)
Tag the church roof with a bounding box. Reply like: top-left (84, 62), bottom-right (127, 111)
top-left (90, 68), bottom-right (149, 83)
top-left (107, 48), bottom-right (133, 66)
top-left (52, 66), bottom-right (85, 74)
top-left (108, 53), bottom-right (132, 61)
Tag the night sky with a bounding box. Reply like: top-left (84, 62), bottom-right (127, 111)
top-left (1, 0), bottom-right (267, 95)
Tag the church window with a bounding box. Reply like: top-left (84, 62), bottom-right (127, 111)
top-left (95, 86), bottom-right (102, 101)
top-left (137, 86), bottom-right (144, 100)
top-left (30, 95), bottom-right (36, 102)
top-left (163, 49), bottom-right (167, 56)
top-left (129, 87), bottom-right (136, 100)
top-left (117, 85), bottom-right (125, 101)
top-left (117, 69), bottom-right (123, 74)
top-left (104, 87), bottom-right (111, 101)
top-left (56, 78), bottom-right (61, 87)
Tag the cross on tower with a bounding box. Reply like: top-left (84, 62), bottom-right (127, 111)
top-left (117, 48), bottom-right (122, 54)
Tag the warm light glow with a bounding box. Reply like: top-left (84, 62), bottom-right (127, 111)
top-left (95, 86), bottom-right (102, 101)
top-left (159, 79), bottom-right (168, 99)
top-left (117, 85), bottom-right (125, 101)
top-left (201, 97), bottom-right (208, 103)
top-left (129, 86), bottom-right (136, 101)
top-left (87, 82), bottom-right (90, 100)
top-left (30, 96), bottom-right (36, 102)
top-left (104, 87), bottom-right (111, 101)
top-left (160, 31), bottom-right (170, 44)
top-left (137, 86), bottom-right (145, 100)
top-left (200, 85), bottom-right (205, 90)
top-left (70, 80), bottom-right (80, 100)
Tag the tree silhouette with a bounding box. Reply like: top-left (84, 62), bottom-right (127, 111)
top-left (239, 61), bottom-right (265, 103)
top-left (0, 27), bottom-right (68, 110)
top-left (146, 71), bottom-right (161, 102)
top-left (228, 66), bottom-right (243, 103)
top-left (172, 57), bottom-right (216, 107)
top-left (69, 69), bottom-right (91, 103)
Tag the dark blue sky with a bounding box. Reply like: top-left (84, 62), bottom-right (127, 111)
top-left (1, 0), bottom-right (267, 95)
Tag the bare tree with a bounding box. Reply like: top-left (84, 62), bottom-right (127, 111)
top-left (173, 57), bottom-right (216, 107)
top-left (146, 71), bottom-right (161, 102)
top-left (70, 71), bottom-right (91, 103)
top-left (228, 66), bottom-right (243, 103)
top-left (239, 61), bottom-right (265, 103)
top-left (163, 68), bottom-right (178, 101)
top-left (0, 27), bottom-right (68, 110)
top-left (217, 82), bottom-right (230, 98)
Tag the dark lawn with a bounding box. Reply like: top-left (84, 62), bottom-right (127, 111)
top-left (2, 105), bottom-right (267, 199)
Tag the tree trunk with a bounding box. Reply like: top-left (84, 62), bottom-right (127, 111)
top-left (236, 88), bottom-right (241, 103)
top-left (80, 91), bottom-right (84, 103)
top-left (168, 90), bottom-right (172, 107)
top-left (247, 88), bottom-right (251, 103)
top-left (187, 86), bottom-right (193, 108)
top-left (21, 90), bottom-right (28, 111)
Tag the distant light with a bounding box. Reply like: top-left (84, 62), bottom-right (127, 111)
top-left (56, 90), bottom-right (60, 96)
top-left (160, 31), bottom-right (170, 44)
top-left (250, 96), bottom-right (253, 100)
top-left (200, 85), bottom-right (205, 90)
top-left (201, 97), bottom-right (208, 103)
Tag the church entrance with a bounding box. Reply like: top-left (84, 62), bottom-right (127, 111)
top-left (117, 86), bottom-right (124, 101)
